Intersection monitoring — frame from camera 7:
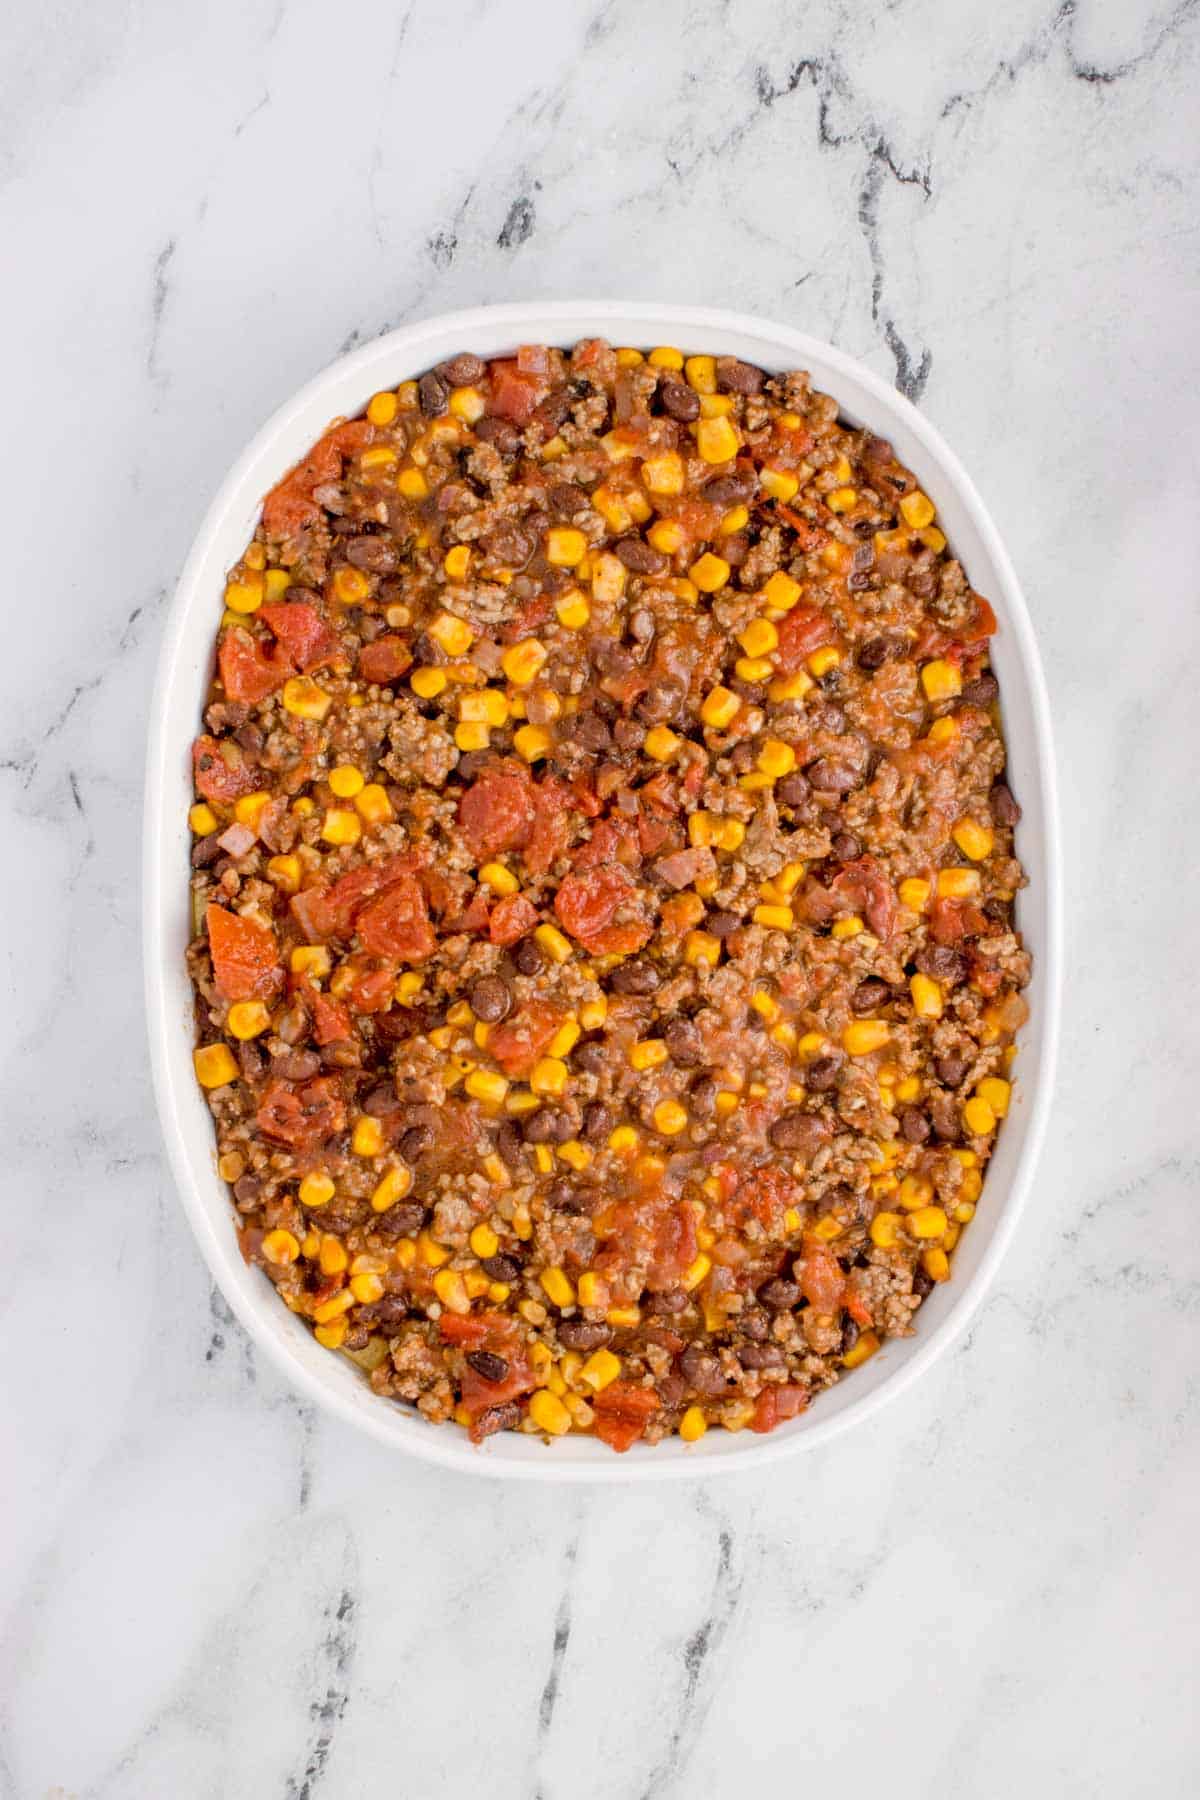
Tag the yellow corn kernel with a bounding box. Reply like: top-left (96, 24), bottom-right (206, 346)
top-left (647, 519), bottom-right (685, 556)
top-left (895, 1076), bottom-right (921, 1103)
top-left (926, 716), bottom-right (959, 747)
top-left (753, 904), bottom-right (794, 931)
top-left (365, 388), bottom-right (399, 427)
top-left (327, 764), bottom-right (363, 801)
top-left (349, 787), bottom-right (392, 835)
top-left (869, 1210), bottom-right (902, 1248)
top-left (810, 1214), bottom-right (842, 1243)
top-left (347, 1270), bottom-right (383, 1305)
top-left (806, 644), bottom-right (841, 678)
top-left (312, 1318), bottom-right (347, 1350)
top-left (447, 384), bottom-right (485, 423)
top-left (843, 1020), bottom-right (890, 1056)
top-left (921, 659), bottom-right (962, 703)
top-left (952, 818), bottom-right (994, 862)
top-left (535, 923), bottom-right (572, 963)
top-left (296, 1172), bottom-right (335, 1212)
top-left (481, 1154), bottom-right (509, 1190)
top-left (683, 353), bottom-right (716, 392)
top-left (359, 446), bottom-right (398, 474)
top-left (469, 1222), bottom-right (499, 1261)
top-left (826, 486), bottom-right (857, 514)
top-left (577, 1271), bottom-right (609, 1309)
top-left (751, 989), bottom-right (780, 1024)
top-left (910, 973), bottom-right (944, 1019)
top-left (629, 1039), bottom-right (668, 1072)
top-left (937, 867), bottom-right (982, 899)
top-left (696, 415), bottom-right (739, 463)
top-left (528, 1389), bottom-right (572, 1435)
top-left (768, 672), bottom-right (814, 711)
top-left (531, 1057), bottom-right (568, 1097)
top-left (736, 657), bottom-right (774, 684)
top-left (312, 1289), bottom-right (355, 1326)
top-left (226, 1000), bottom-right (270, 1042)
top-left (591, 551), bottom-right (626, 603)
top-left (478, 860), bottom-right (518, 897)
top-left (370, 1164), bottom-right (413, 1214)
top-left (453, 721), bottom-right (490, 755)
top-left (898, 1175), bottom-right (934, 1213)
top-left (264, 854), bottom-right (302, 896)
top-left (242, 543), bottom-right (267, 572)
top-left (898, 877), bottom-right (931, 911)
top-left (281, 674), bottom-right (331, 722)
top-left (429, 1268), bottom-right (468, 1314)
top-left (976, 1077), bottom-right (1011, 1118)
top-left (411, 665), bottom-right (448, 701)
top-left (395, 464), bottom-right (429, 501)
top-left (351, 1116), bottom-right (383, 1159)
top-left (644, 344), bottom-right (681, 370)
top-left (194, 1043), bottom-right (238, 1088)
top-left (608, 1125), bottom-right (638, 1153)
top-left (700, 685), bottom-right (740, 730)
top-left (653, 1099), bottom-right (688, 1136)
top-left (230, 791), bottom-right (269, 835)
top-left (759, 466), bottom-right (800, 504)
top-left (579, 995), bottom-right (607, 1031)
top-left (189, 801), bottom-right (218, 835)
top-left (963, 1095), bottom-right (997, 1137)
top-left (922, 1246), bottom-right (950, 1283)
top-left (642, 451), bottom-right (685, 495)
top-left (426, 611), bottom-right (473, 657)
top-left (690, 551), bottom-right (731, 593)
top-left (391, 971), bottom-right (422, 1007)
top-left (900, 490), bottom-right (936, 529)
top-left (545, 1018), bottom-right (579, 1061)
top-left (437, 543), bottom-right (470, 583)
top-left (427, 1026), bottom-right (452, 1050)
top-left (592, 484), bottom-right (635, 534)
top-left (842, 1330), bottom-right (880, 1369)
top-left (719, 504), bottom-right (750, 536)
top-left (262, 1228), bottom-right (299, 1265)
top-left (908, 1205), bottom-right (948, 1240)
top-left (317, 1233), bottom-right (348, 1276)
top-left (513, 724), bottom-right (552, 762)
top-left (501, 639), bottom-right (548, 688)
top-left (224, 576), bottom-right (264, 616)
top-left (756, 737), bottom-right (796, 778)
top-left (333, 566), bottom-right (371, 607)
top-left (541, 1266), bottom-right (576, 1309)
top-left (830, 916), bottom-right (863, 942)
top-left (738, 617), bottom-right (779, 660)
top-left (465, 1068), bottom-right (510, 1106)
top-left (679, 1405), bottom-right (708, 1442)
top-left (633, 726), bottom-right (676, 768)
top-left (558, 1140), bottom-right (591, 1171)
top-left (680, 1253), bottom-right (711, 1294)
top-left (575, 1348), bottom-right (620, 1395)
top-left (321, 808), bottom-right (362, 848)
top-left (545, 527), bottom-right (588, 568)
top-left (555, 588), bottom-right (590, 630)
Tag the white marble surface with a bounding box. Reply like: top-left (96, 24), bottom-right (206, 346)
top-left (2, 0), bottom-right (1198, 1794)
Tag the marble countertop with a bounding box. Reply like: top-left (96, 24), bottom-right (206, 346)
top-left (3, 0), bottom-right (1198, 1794)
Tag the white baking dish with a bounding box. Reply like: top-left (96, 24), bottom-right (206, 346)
top-left (144, 302), bottom-right (1061, 1481)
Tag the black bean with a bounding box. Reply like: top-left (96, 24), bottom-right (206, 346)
top-left (438, 352), bottom-right (486, 386)
top-left (469, 975), bottom-right (511, 1023)
top-left (992, 781), bottom-right (1021, 827)
top-left (930, 1093), bottom-right (961, 1141)
top-left (776, 771), bottom-right (812, 808)
top-left (659, 380), bottom-right (700, 422)
top-left (738, 1343), bottom-right (785, 1370)
top-left (840, 1317), bottom-right (860, 1354)
top-left (523, 1107), bottom-right (573, 1145)
top-left (934, 1051), bottom-right (969, 1088)
top-left (466, 1349), bottom-right (510, 1384)
top-left (513, 937), bottom-right (545, 977)
top-left (851, 978), bottom-right (892, 1016)
top-left (690, 1075), bottom-right (718, 1115)
top-left (567, 710), bottom-right (612, 752)
top-left (608, 959), bottom-right (660, 995)
top-left (191, 833), bottom-right (222, 868)
top-left (266, 1049), bottom-right (316, 1083)
top-left (706, 910), bottom-right (742, 938)
top-left (805, 1055), bottom-right (841, 1093)
top-left (832, 831), bottom-right (861, 862)
top-left (237, 1041), bottom-right (265, 1081)
top-left (857, 635), bottom-right (896, 671)
top-left (716, 356), bottom-right (764, 394)
top-left (234, 723), bottom-right (263, 755)
top-left (399, 1124), bottom-right (434, 1162)
top-left (474, 416), bottom-right (519, 452)
top-left (233, 1174), bottom-right (261, 1206)
top-left (646, 1289), bottom-right (688, 1316)
top-left (740, 1306), bottom-right (770, 1341)
top-left (679, 1345), bottom-right (728, 1397)
top-left (911, 1268), bottom-right (935, 1299)
top-left (962, 672), bottom-right (999, 707)
top-left (759, 1278), bottom-right (801, 1310)
top-left (899, 1105), bottom-right (931, 1144)
top-left (481, 1253), bottom-right (521, 1283)
top-left (494, 1121), bottom-right (525, 1169)
top-left (574, 1042), bottom-right (608, 1075)
top-left (345, 536), bottom-right (399, 573)
top-left (558, 1320), bottom-right (613, 1350)
top-left (548, 1180), bottom-right (591, 1215)
top-left (614, 536), bottom-right (667, 575)
top-left (663, 1018), bottom-right (705, 1067)
top-left (419, 371), bottom-right (448, 416)
top-left (375, 1202), bottom-right (428, 1240)
top-left (703, 469), bottom-right (758, 506)
top-left (473, 1401), bottom-right (522, 1439)
top-left (915, 944), bottom-right (966, 985)
top-left (533, 387), bottom-right (573, 431)
top-left (612, 718), bottom-right (645, 753)
top-left (548, 481), bottom-right (584, 517)
top-left (581, 1101), bottom-right (613, 1143)
top-left (807, 756), bottom-right (862, 794)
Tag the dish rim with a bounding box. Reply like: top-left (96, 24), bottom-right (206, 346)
top-left (143, 299), bottom-right (1061, 1482)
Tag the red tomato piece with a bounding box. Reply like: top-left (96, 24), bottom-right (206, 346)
top-left (797, 1240), bottom-right (846, 1315)
top-left (486, 999), bottom-right (563, 1080)
top-left (500, 593), bottom-right (553, 643)
top-left (356, 874), bottom-right (435, 962)
top-left (459, 762), bottom-right (536, 859)
top-left (487, 360), bottom-right (544, 422)
top-left (929, 896), bottom-right (989, 945)
top-left (348, 963), bottom-right (398, 1013)
top-left (310, 990), bottom-right (353, 1046)
top-left (218, 628), bottom-right (284, 704)
top-left (206, 903), bottom-right (282, 1002)
top-left (488, 893), bottom-right (538, 947)
top-left (261, 419), bottom-right (372, 537)
top-left (592, 1382), bottom-right (659, 1453)
top-left (525, 775), bottom-right (574, 875)
top-left (192, 734), bottom-right (260, 805)
top-left (289, 857), bottom-right (409, 942)
top-left (750, 1385), bottom-right (809, 1434)
top-left (774, 602), bottom-right (837, 672)
top-left (357, 635), bottom-right (412, 685)
top-left (646, 1201), bottom-right (699, 1293)
top-left (256, 1076), bottom-right (345, 1148)
top-left (774, 503), bottom-right (829, 553)
top-left (827, 855), bottom-right (897, 941)
top-left (259, 601), bottom-right (340, 673)
top-left (516, 343), bottom-right (551, 376)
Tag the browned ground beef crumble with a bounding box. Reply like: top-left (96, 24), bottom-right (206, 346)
top-left (186, 340), bottom-right (1031, 1452)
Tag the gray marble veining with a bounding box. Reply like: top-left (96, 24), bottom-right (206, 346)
top-left (1, 0), bottom-right (1198, 1794)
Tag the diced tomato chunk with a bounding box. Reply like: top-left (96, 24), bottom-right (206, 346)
top-left (192, 734), bottom-right (260, 805)
top-left (525, 775), bottom-right (574, 875)
top-left (218, 628), bottom-right (283, 704)
top-left (797, 1239), bottom-right (846, 1315)
top-left (261, 419), bottom-right (372, 537)
top-left (487, 360), bottom-right (544, 423)
top-left (750, 1385), bottom-right (809, 1434)
top-left (206, 903), bottom-right (282, 1002)
top-left (592, 1381), bottom-right (659, 1453)
top-left (774, 602), bottom-right (836, 672)
top-left (356, 874), bottom-right (435, 962)
top-left (256, 1076), bottom-right (345, 1148)
top-left (347, 963), bottom-right (398, 1013)
top-left (459, 762), bottom-right (536, 859)
top-left (358, 635), bottom-right (412, 685)
top-left (646, 1201), bottom-right (699, 1292)
top-left (309, 989), bottom-right (353, 1045)
top-left (259, 601), bottom-right (340, 673)
top-left (486, 999), bottom-right (562, 1080)
top-left (929, 896), bottom-right (989, 945)
top-left (828, 855), bottom-right (897, 941)
top-left (488, 892), bottom-right (538, 947)
top-left (289, 857), bottom-right (414, 943)
top-left (554, 864), bottom-right (652, 955)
